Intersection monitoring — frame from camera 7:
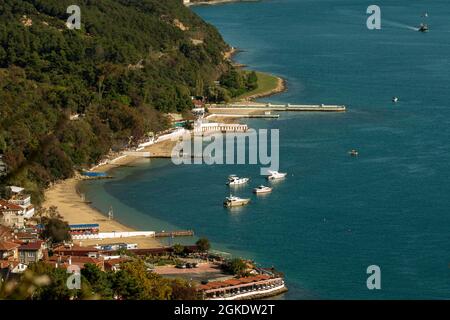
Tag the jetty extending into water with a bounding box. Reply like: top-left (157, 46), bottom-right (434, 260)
top-left (208, 102), bottom-right (346, 114)
top-left (155, 230), bottom-right (195, 237)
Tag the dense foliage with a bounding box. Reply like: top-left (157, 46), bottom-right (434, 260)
top-left (195, 237), bottom-right (210, 252)
top-left (0, 259), bottom-right (200, 300)
top-left (222, 258), bottom-right (249, 277)
top-left (0, 0), bottom-right (250, 203)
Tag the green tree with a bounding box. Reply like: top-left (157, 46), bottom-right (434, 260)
top-left (81, 263), bottom-right (113, 299)
top-left (224, 258), bottom-right (248, 277)
top-left (41, 212), bottom-right (72, 244)
top-left (172, 243), bottom-right (185, 256)
top-left (196, 238), bottom-right (210, 253)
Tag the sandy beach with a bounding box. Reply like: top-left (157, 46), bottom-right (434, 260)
top-left (41, 139), bottom-right (181, 249)
top-left (41, 42), bottom-right (284, 250)
top-left (42, 176), bottom-right (163, 248)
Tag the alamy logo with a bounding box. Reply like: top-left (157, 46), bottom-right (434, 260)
top-left (366, 265), bottom-right (381, 290)
top-left (66, 265), bottom-right (81, 290)
top-left (366, 5), bottom-right (381, 30)
top-left (171, 129), bottom-right (279, 175)
top-left (66, 5), bottom-right (81, 30)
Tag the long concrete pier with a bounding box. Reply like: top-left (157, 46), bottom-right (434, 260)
top-left (208, 103), bottom-right (346, 113)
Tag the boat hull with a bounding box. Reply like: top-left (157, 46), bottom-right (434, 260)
top-left (224, 199), bottom-right (251, 207)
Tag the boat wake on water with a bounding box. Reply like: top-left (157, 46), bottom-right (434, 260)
top-left (382, 19), bottom-right (420, 31)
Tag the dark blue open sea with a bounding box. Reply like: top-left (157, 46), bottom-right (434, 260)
top-left (80, 0), bottom-right (450, 299)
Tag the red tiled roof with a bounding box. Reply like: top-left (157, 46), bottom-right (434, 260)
top-left (0, 199), bottom-right (23, 211)
top-left (197, 275), bottom-right (273, 291)
top-left (0, 240), bottom-right (20, 251)
top-left (19, 241), bottom-right (43, 251)
top-left (14, 232), bottom-right (38, 240)
top-left (48, 255), bottom-right (102, 264)
top-left (53, 244), bottom-right (98, 252)
top-left (53, 244), bottom-right (99, 256)
top-left (0, 225), bottom-right (13, 240)
top-left (104, 258), bottom-right (131, 270)
top-left (45, 255), bottom-right (104, 270)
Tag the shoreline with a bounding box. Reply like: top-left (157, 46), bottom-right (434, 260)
top-left (42, 174), bottom-right (163, 248)
top-left (42, 3), bottom-right (286, 250)
top-left (41, 140), bottom-right (180, 249)
top-left (241, 76), bottom-right (286, 101)
top-left (224, 48), bottom-right (287, 102)
top-left (186, 0), bottom-right (260, 7)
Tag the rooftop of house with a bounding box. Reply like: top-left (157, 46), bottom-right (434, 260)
top-left (18, 241), bottom-right (44, 251)
top-left (8, 186), bottom-right (25, 194)
top-left (0, 240), bottom-right (20, 251)
top-left (45, 255), bottom-right (104, 269)
top-left (104, 257), bottom-right (131, 270)
top-left (0, 225), bottom-right (13, 240)
top-left (0, 199), bottom-right (24, 211)
top-left (196, 275), bottom-right (273, 291)
top-left (53, 244), bottom-right (99, 255)
top-left (14, 231), bottom-right (39, 241)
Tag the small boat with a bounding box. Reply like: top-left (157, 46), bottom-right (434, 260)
top-left (253, 185), bottom-right (273, 194)
top-left (223, 195), bottom-right (250, 207)
top-left (227, 175), bottom-right (249, 186)
top-left (418, 23), bottom-right (429, 32)
top-left (392, 97), bottom-right (399, 103)
top-left (266, 170), bottom-right (287, 180)
top-left (349, 149), bottom-right (359, 157)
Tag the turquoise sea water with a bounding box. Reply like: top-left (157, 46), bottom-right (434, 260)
top-left (80, 0), bottom-right (450, 299)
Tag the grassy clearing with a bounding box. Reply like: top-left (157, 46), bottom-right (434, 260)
top-left (234, 71), bottom-right (280, 101)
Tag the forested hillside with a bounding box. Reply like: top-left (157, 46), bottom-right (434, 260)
top-left (0, 0), bottom-right (242, 202)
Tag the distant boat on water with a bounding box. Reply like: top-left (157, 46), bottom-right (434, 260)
top-left (418, 23), bottom-right (429, 32)
top-left (224, 195), bottom-right (250, 207)
top-left (253, 185), bottom-right (273, 194)
top-left (227, 175), bottom-right (249, 186)
top-left (266, 170), bottom-right (287, 180)
top-left (349, 149), bottom-right (359, 157)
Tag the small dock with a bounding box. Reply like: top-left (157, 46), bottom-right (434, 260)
top-left (155, 230), bottom-right (195, 238)
top-left (208, 103), bottom-right (346, 113)
top-left (209, 113), bottom-right (280, 119)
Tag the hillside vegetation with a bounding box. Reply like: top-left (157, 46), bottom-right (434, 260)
top-left (0, 0), bottom-right (251, 202)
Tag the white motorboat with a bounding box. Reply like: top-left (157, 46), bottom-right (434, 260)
top-left (223, 195), bottom-right (251, 207)
top-left (227, 175), bottom-right (249, 186)
top-left (266, 170), bottom-right (287, 180)
top-left (253, 185), bottom-right (273, 194)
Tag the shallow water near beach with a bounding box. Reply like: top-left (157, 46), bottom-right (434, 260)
top-left (80, 0), bottom-right (450, 299)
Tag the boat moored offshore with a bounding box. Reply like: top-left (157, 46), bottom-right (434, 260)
top-left (253, 185), bottom-right (273, 194)
top-left (223, 195), bottom-right (251, 207)
top-left (266, 170), bottom-right (287, 180)
top-left (227, 175), bottom-right (250, 186)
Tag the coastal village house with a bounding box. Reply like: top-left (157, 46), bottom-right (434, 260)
top-left (6, 186), bottom-right (35, 218)
top-left (18, 241), bottom-right (45, 264)
top-left (47, 255), bottom-right (105, 271)
top-left (0, 240), bottom-right (20, 260)
top-left (0, 200), bottom-right (25, 228)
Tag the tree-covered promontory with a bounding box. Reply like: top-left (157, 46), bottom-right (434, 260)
top-left (0, 0), bottom-right (247, 202)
